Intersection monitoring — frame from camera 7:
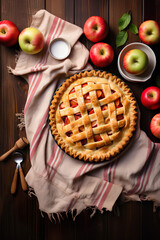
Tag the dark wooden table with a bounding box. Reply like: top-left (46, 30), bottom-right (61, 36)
top-left (0, 0), bottom-right (160, 239)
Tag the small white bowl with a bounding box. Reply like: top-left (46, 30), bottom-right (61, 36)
top-left (117, 42), bottom-right (156, 82)
top-left (49, 38), bottom-right (71, 60)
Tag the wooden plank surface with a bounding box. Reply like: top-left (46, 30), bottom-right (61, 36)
top-left (0, 0), bottom-right (160, 240)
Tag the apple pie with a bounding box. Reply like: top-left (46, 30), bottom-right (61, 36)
top-left (49, 70), bottom-right (137, 162)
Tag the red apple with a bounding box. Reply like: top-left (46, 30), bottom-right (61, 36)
top-left (150, 113), bottom-right (160, 138)
top-left (90, 42), bottom-right (114, 68)
top-left (141, 86), bottom-right (160, 110)
top-left (139, 20), bottom-right (160, 45)
top-left (84, 16), bottom-right (108, 42)
top-left (0, 20), bottom-right (19, 47)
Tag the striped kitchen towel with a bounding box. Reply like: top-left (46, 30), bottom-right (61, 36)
top-left (10, 9), bottom-right (160, 219)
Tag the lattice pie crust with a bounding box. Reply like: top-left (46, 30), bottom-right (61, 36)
top-left (49, 70), bottom-right (137, 162)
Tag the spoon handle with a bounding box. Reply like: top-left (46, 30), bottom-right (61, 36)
top-left (19, 167), bottom-right (28, 191)
top-left (11, 167), bottom-right (19, 194)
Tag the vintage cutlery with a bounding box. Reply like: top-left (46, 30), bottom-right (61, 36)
top-left (11, 152), bottom-right (28, 194)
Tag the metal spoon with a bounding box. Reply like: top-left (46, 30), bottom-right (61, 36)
top-left (11, 152), bottom-right (28, 194)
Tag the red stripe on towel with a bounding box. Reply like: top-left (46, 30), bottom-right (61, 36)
top-left (112, 161), bottom-right (118, 183)
top-left (94, 182), bottom-right (108, 206)
top-left (49, 150), bottom-right (64, 181)
top-left (41, 144), bottom-right (60, 177)
top-left (104, 161), bottom-right (118, 183)
top-left (24, 73), bottom-right (43, 113)
top-left (30, 123), bottom-right (48, 161)
top-left (48, 144), bottom-right (59, 166)
top-left (97, 182), bottom-right (112, 209)
top-left (140, 144), bottom-right (159, 194)
top-left (74, 163), bottom-right (89, 178)
top-left (47, 147), bottom-right (61, 179)
top-left (104, 164), bottom-right (112, 182)
top-left (126, 139), bottom-right (152, 195)
top-left (66, 164), bottom-right (94, 212)
top-left (30, 107), bottom-right (49, 160)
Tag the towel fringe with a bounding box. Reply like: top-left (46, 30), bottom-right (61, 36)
top-left (28, 186), bottom-right (37, 197)
top-left (27, 185), bottom-right (159, 222)
top-left (16, 111), bottom-right (25, 130)
top-left (40, 211), bottom-right (45, 218)
top-left (90, 207), bottom-right (97, 218)
top-left (7, 66), bottom-right (13, 74)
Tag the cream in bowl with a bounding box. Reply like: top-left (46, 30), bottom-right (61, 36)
top-left (118, 42), bottom-right (156, 82)
top-left (49, 38), bottom-right (71, 60)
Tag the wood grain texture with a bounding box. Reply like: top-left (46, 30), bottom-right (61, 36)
top-left (0, 1), bottom-right (44, 240)
top-left (46, 0), bottom-right (74, 22)
top-left (0, 0), bottom-right (160, 240)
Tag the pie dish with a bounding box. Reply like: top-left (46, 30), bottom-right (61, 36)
top-left (49, 70), bottom-right (137, 162)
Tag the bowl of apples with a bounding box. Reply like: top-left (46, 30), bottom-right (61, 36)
top-left (117, 42), bottom-right (156, 82)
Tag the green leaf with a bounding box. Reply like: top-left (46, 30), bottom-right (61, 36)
top-left (116, 30), bottom-right (128, 47)
top-left (129, 23), bottom-right (138, 34)
top-left (118, 13), bottom-right (131, 31)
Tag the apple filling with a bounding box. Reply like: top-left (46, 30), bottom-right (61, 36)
top-left (63, 116), bottom-right (70, 125)
top-left (111, 89), bottom-right (115, 94)
top-left (107, 131), bottom-right (112, 136)
top-left (117, 114), bottom-right (124, 121)
top-left (69, 88), bottom-right (75, 94)
top-left (97, 90), bottom-right (105, 99)
top-left (59, 102), bottom-right (65, 109)
top-left (115, 98), bottom-right (123, 108)
top-left (70, 98), bottom-right (78, 108)
top-left (79, 126), bottom-right (85, 132)
top-left (74, 112), bottom-right (81, 120)
top-left (81, 139), bottom-right (87, 145)
top-left (105, 118), bottom-right (110, 124)
top-left (94, 134), bottom-right (102, 142)
top-left (82, 83), bottom-right (88, 88)
top-left (84, 93), bottom-right (91, 103)
top-left (102, 105), bottom-right (108, 111)
top-left (88, 108), bottom-right (94, 114)
top-left (66, 131), bottom-right (73, 137)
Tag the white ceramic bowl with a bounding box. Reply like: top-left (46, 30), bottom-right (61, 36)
top-left (117, 42), bottom-right (156, 82)
top-left (49, 38), bottom-right (71, 60)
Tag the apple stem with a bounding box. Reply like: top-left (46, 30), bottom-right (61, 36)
top-left (148, 93), bottom-right (154, 98)
top-left (93, 24), bottom-right (98, 31)
top-left (25, 39), bottom-right (30, 44)
top-left (100, 49), bottom-right (104, 55)
top-left (1, 29), bottom-right (6, 34)
top-left (147, 30), bottom-right (152, 35)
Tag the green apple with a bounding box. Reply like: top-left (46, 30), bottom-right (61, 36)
top-left (123, 49), bottom-right (148, 75)
top-left (18, 27), bottom-right (44, 54)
